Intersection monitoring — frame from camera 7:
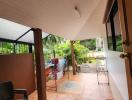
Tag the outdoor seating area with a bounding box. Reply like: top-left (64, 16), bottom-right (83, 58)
top-left (1, 0), bottom-right (132, 100)
top-left (0, 24), bottom-right (112, 99)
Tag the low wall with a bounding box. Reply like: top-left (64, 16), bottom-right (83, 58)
top-left (0, 53), bottom-right (35, 95)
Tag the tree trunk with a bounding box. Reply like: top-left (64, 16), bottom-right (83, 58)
top-left (53, 50), bottom-right (55, 58)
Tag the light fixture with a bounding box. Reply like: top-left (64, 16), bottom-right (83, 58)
top-left (74, 6), bottom-right (81, 18)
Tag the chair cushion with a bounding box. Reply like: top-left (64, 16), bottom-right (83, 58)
top-left (0, 81), bottom-right (14, 99)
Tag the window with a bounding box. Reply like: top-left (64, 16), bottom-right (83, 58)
top-left (113, 8), bottom-right (123, 51)
top-left (106, 19), bottom-right (113, 50)
top-left (106, 0), bottom-right (123, 52)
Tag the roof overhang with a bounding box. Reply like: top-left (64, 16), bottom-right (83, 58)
top-left (0, 18), bottom-right (48, 44)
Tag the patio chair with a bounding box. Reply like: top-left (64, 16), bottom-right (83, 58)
top-left (75, 60), bottom-right (80, 73)
top-left (0, 81), bottom-right (28, 100)
top-left (46, 58), bottom-right (59, 91)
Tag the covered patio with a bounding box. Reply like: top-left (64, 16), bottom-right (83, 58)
top-left (0, 0), bottom-right (121, 100)
top-left (0, 17), bottom-right (113, 100)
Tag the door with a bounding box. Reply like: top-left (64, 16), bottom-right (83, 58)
top-left (118, 0), bottom-right (132, 99)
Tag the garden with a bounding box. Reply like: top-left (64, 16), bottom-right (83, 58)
top-left (43, 35), bottom-right (97, 65)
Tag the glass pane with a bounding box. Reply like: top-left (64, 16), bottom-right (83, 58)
top-left (113, 11), bottom-right (123, 52)
top-left (106, 19), bottom-right (113, 50)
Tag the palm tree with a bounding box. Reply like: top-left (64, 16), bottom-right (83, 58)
top-left (43, 34), bottom-right (64, 58)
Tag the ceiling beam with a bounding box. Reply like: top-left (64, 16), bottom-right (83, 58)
top-left (15, 28), bottom-right (32, 41)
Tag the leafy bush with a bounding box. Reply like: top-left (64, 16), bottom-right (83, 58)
top-left (54, 41), bottom-right (89, 65)
top-left (73, 41), bottom-right (89, 64)
top-left (80, 39), bottom-right (96, 50)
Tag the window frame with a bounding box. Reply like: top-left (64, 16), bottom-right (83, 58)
top-left (106, 0), bottom-right (123, 52)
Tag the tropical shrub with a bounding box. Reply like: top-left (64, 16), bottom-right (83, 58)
top-left (54, 41), bottom-right (89, 65)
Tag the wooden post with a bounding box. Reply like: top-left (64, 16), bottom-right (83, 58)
top-left (32, 28), bottom-right (47, 100)
top-left (70, 41), bottom-right (76, 75)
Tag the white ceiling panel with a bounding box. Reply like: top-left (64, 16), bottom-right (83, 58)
top-left (0, 0), bottom-right (108, 40)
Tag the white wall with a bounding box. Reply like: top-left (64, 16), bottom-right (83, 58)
top-left (103, 38), bottom-right (129, 100)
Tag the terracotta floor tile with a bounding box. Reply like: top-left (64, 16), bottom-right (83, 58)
top-left (29, 73), bottom-right (114, 100)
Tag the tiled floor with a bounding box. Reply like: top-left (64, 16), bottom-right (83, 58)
top-left (29, 73), bottom-right (114, 100)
